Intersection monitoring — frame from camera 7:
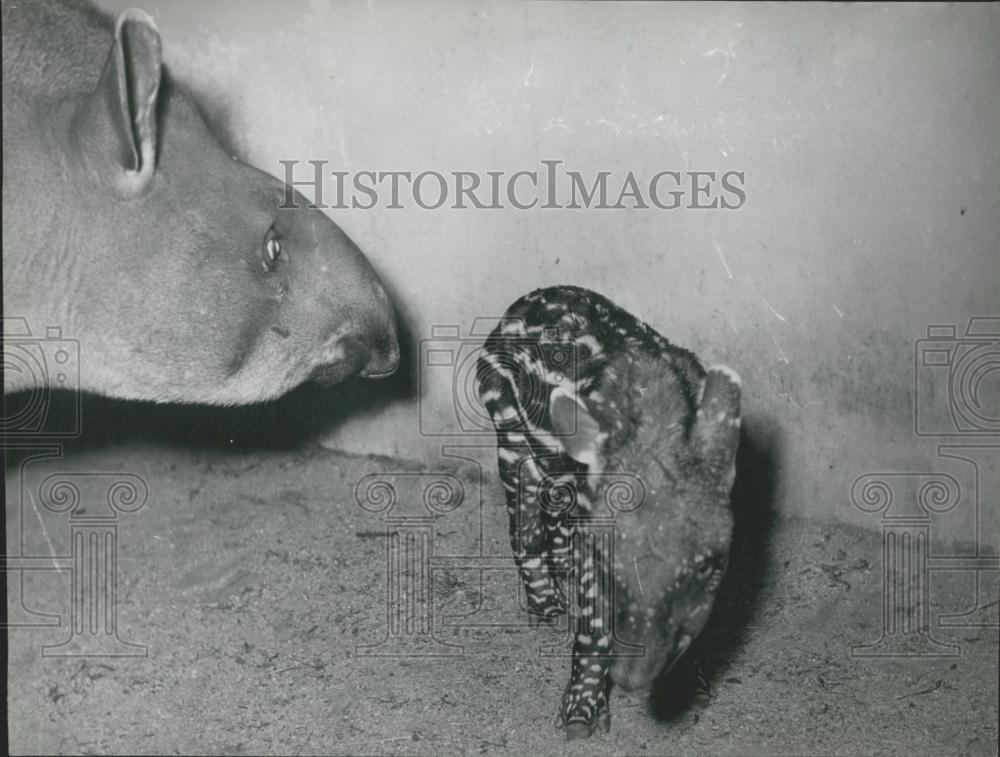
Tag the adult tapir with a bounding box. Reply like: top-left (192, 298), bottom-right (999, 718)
top-left (2, 0), bottom-right (399, 404)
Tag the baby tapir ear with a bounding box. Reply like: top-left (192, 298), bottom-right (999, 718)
top-left (694, 365), bottom-right (742, 489)
top-left (72, 9), bottom-right (162, 197)
top-left (549, 386), bottom-right (607, 470)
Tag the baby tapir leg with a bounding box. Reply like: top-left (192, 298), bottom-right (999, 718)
top-left (495, 433), bottom-right (565, 621)
top-left (480, 368), bottom-right (565, 621)
top-left (561, 532), bottom-right (614, 739)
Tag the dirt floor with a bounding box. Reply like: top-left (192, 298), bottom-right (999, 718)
top-left (5, 397), bottom-right (999, 756)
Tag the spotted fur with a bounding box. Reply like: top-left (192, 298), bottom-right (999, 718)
top-left (476, 286), bottom-right (741, 739)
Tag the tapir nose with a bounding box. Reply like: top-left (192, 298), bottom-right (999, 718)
top-left (293, 206), bottom-right (401, 381)
top-left (610, 633), bottom-right (692, 692)
top-left (357, 280), bottom-right (400, 379)
top-left (610, 654), bottom-right (664, 693)
top-left (309, 330), bottom-right (398, 386)
top-left (359, 338), bottom-right (400, 378)
top-left (307, 275), bottom-right (399, 385)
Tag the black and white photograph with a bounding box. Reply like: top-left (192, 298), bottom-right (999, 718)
top-left (3, 1), bottom-right (998, 754)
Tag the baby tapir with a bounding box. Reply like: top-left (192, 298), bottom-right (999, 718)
top-left (476, 286), bottom-right (741, 739)
top-left (3, 0), bottom-right (398, 403)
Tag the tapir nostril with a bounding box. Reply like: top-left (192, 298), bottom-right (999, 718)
top-left (309, 327), bottom-right (398, 384)
top-left (357, 288), bottom-right (400, 379)
top-left (359, 340), bottom-right (400, 379)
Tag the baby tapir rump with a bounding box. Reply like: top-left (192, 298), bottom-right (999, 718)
top-left (476, 286), bottom-right (741, 740)
top-left (3, 0), bottom-right (398, 403)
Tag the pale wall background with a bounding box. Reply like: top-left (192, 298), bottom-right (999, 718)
top-left (96, 0), bottom-right (999, 542)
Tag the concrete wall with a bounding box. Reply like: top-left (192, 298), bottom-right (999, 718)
top-left (97, 0), bottom-right (999, 542)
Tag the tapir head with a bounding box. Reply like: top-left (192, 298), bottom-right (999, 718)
top-left (33, 10), bottom-right (399, 403)
top-left (549, 360), bottom-right (741, 693)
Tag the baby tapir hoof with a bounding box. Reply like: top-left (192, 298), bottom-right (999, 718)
top-left (555, 684), bottom-right (612, 740)
top-left (564, 718), bottom-right (610, 741)
top-left (561, 712), bottom-right (612, 741)
top-left (559, 655), bottom-right (613, 739)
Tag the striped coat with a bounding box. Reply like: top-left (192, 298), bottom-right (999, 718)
top-left (476, 285), bottom-right (741, 739)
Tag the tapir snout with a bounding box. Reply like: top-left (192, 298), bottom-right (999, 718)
top-left (610, 632), bottom-right (692, 693)
top-left (2, 1), bottom-right (399, 405)
top-left (257, 196), bottom-right (400, 391)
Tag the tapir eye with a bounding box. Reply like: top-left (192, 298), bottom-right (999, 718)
top-left (694, 555), bottom-right (716, 579)
top-left (262, 227), bottom-right (283, 271)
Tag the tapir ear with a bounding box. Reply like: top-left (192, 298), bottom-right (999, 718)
top-left (694, 365), bottom-right (742, 489)
top-left (549, 386), bottom-right (607, 469)
top-left (72, 9), bottom-right (162, 197)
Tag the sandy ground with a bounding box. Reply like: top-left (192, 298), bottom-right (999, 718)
top-left (5, 394), bottom-right (999, 756)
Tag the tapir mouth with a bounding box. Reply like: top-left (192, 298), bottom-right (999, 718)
top-left (309, 362), bottom-right (357, 386)
top-left (308, 334), bottom-right (399, 385)
top-left (308, 335), bottom-right (367, 385)
top-left (610, 633), bottom-right (693, 693)
top-left (360, 367), bottom-right (396, 379)
top-left (359, 348), bottom-right (400, 378)
top-left (358, 340), bottom-right (400, 379)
